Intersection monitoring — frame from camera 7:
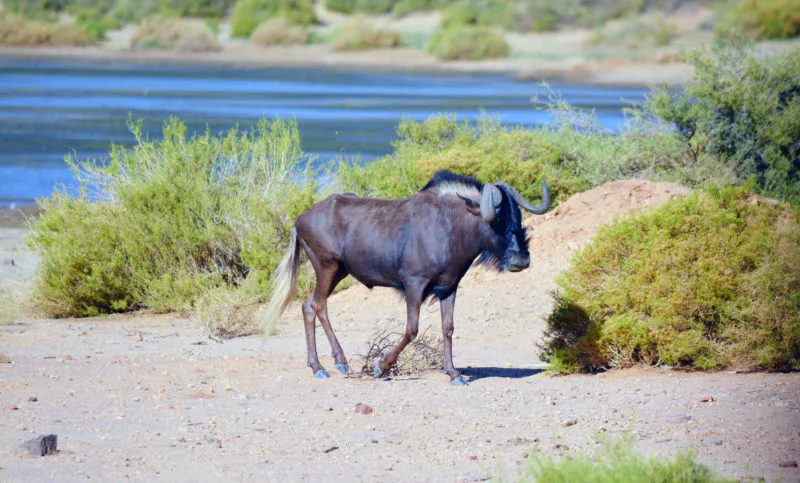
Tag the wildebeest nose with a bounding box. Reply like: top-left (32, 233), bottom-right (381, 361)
top-left (508, 253), bottom-right (530, 272)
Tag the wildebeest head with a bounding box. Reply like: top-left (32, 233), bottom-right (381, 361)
top-left (461, 180), bottom-right (550, 272)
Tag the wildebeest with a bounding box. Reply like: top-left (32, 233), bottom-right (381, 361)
top-left (261, 170), bottom-right (550, 385)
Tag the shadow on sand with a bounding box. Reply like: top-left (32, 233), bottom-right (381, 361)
top-left (461, 366), bottom-right (544, 382)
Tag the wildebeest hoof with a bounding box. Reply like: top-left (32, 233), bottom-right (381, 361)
top-left (335, 363), bottom-right (350, 375)
top-left (374, 361), bottom-right (388, 378)
top-left (450, 376), bottom-right (468, 386)
top-left (313, 369), bottom-right (330, 379)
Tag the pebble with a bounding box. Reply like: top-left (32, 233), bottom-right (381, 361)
top-left (703, 440), bottom-right (724, 446)
top-left (354, 403), bottom-right (374, 415)
top-left (561, 418), bottom-right (578, 427)
top-left (778, 461), bottom-right (798, 468)
top-left (0, 354), bottom-right (10, 364)
top-left (660, 414), bottom-right (692, 423)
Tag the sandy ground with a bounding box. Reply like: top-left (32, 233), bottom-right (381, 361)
top-left (1, 180), bottom-right (799, 482)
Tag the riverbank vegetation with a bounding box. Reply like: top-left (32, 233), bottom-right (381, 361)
top-left (22, 38), bottom-right (800, 368)
top-left (2, 1), bottom-right (798, 61)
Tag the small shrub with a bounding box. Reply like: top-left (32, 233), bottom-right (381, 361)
top-left (514, 441), bottom-right (734, 483)
top-left (428, 25), bottom-right (508, 60)
top-left (360, 322), bottom-right (444, 376)
top-left (0, 12), bottom-right (89, 46)
top-left (250, 19), bottom-right (308, 45)
top-left (230, 0), bottom-right (316, 38)
top-left (131, 17), bottom-right (219, 52)
top-left (330, 18), bottom-right (402, 51)
top-left (539, 186), bottom-right (800, 372)
top-left (193, 285), bottom-right (260, 339)
top-left (440, 0), bottom-right (516, 30)
top-left (645, 39), bottom-right (800, 203)
top-left (716, 0), bottom-right (800, 40)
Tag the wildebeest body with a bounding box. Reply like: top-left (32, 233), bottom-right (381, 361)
top-left (262, 170), bottom-right (550, 384)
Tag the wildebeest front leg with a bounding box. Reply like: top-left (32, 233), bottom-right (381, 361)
top-left (374, 284), bottom-right (423, 378)
top-left (440, 290), bottom-right (466, 385)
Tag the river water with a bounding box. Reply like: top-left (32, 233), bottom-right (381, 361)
top-left (0, 59), bottom-right (647, 205)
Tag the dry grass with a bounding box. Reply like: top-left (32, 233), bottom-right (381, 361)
top-left (192, 286), bottom-right (260, 339)
top-left (250, 19), bottom-right (308, 46)
top-left (130, 18), bottom-right (220, 52)
top-left (359, 321), bottom-right (444, 376)
top-left (330, 18), bottom-right (402, 52)
top-left (0, 12), bottom-right (89, 46)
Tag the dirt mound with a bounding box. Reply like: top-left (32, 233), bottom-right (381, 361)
top-left (524, 179), bottom-right (692, 270)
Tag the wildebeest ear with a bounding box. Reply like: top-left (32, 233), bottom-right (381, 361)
top-left (457, 194), bottom-right (482, 216)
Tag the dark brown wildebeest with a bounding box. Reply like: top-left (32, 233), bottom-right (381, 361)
top-left (261, 170), bottom-right (550, 385)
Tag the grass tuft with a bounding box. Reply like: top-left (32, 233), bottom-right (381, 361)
top-left (513, 440), bottom-right (735, 482)
top-left (230, 0), bottom-right (316, 38)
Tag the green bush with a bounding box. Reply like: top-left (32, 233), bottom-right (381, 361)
top-left (27, 117), bottom-right (320, 318)
top-left (130, 17), bottom-right (219, 51)
top-left (0, 11), bottom-right (90, 45)
top-left (428, 25), bottom-right (508, 60)
top-left (645, 39), bottom-right (800, 203)
top-left (230, 0), bottom-right (315, 37)
top-left (249, 18), bottom-right (308, 45)
top-left (330, 18), bottom-right (402, 51)
top-left (515, 442), bottom-right (734, 483)
top-left (716, 0), bottom-right (800, 40)
top-left (74, 8), bottom-right (120, 42)
top-left (539, 186), bottom-right (800, 372)
top-left (336, 115), bottom-right (587, 204)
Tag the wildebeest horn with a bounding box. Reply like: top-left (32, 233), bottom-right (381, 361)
top-left (480, 184), bottom-right (503, 222)
top-left (498, 181), bottom-right (550, 215)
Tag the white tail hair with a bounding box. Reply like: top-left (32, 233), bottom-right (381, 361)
top-left (261, 227), bottom-right (300, 337)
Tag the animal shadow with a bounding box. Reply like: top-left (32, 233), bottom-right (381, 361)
top-left (460, 366), bottom-right (544, 382)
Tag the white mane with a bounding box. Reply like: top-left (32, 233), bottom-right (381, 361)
top-left (434, 182), bottom-right (480, 198)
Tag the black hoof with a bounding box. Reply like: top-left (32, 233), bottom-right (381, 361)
top-left (314, 369), bottom-right (330, 379)
top-left (450, 376), bottom-right (468, 386)
top-left (335, 363), bottom-right (350, 375)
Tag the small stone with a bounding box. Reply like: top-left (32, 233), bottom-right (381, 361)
top-left (0, 354), bottom-right (10, 364)
top-left (136, 332), bottom-right (143, 342)
top-left (703, 439), bottom-right (723, 446)
top-left (469, 455), bottom-right (478, 461)
top-left (354, 403), bottom-right (374, 415)
top-left (28, 397), bottom-right (38, 403)
top-left (660, 414), bottom-right (692, 423)
top-left (6, 403), bottom-right (18, 411)
top-left (384, 465), bottom-right (393, 471)
top-left (778, 461), bottom-right (798, 468)
top-left (20, 434), bottom-right (58, 456)
top-left (698, 396), bottom-right (714, 403)
top-left (561, 418), bottom-right (578, 427)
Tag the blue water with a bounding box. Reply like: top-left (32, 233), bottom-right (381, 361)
top-left (0, 59), bottom-right (647, 205)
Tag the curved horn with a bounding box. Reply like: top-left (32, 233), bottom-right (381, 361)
top-left (498, 181), bottom-right (550, 215)
top-left (479, 184), bottom-right (503, 222)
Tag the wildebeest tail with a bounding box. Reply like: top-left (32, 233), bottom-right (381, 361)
top-left (261, 227), bottom-right (300, 337)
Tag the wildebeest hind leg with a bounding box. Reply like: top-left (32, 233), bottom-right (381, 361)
top-left (307, 261), bottom-right (350, 377)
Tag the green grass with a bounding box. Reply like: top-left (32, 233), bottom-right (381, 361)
top-left (513, 442), bottom-right (734, 482)
top-left (539, 186), bottom-right (800, 372)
